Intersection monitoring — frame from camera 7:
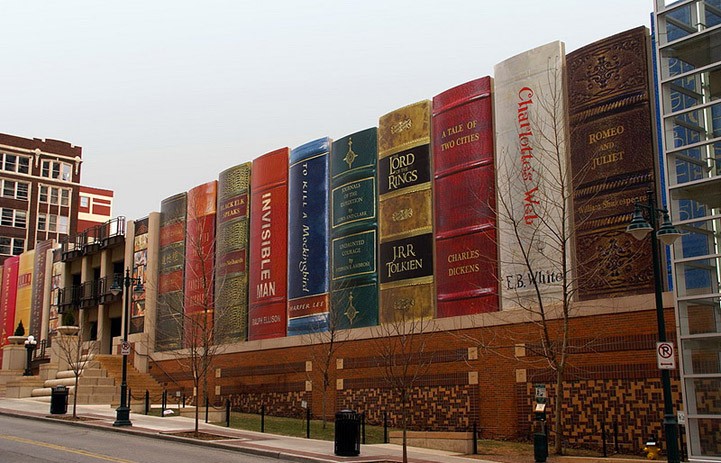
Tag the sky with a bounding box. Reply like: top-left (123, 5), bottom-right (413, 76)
top-left (1, 1), bottom-right (653, 220)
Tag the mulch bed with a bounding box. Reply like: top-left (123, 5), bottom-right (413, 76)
top-left (45, 415), bottom-right (99, 422)
top-left (164, 431), bottom-right (233, 441)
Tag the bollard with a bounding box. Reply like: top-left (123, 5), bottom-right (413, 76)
top-left (383, 411), bottom-right (388, 444)
top-left (360, 412), bottom-right (366, 444)
top-left (162, 390), bottom-right (167, 417)
top-left (225, 399), bottom-right (231, 427)
top-left (261, 404), bottom-right (265, 433)
top-left (205, 397), bottom-right (209, 423)
top-left (614, 420), bottom-right (619, 453)
top-left (145, 390), bottom-right (150, 415)
top-left (473, 421), bottom-right (478, 455)
top-left (306, 407), bottom-right (310, 439)
top-left (601, 418), bottom-right (608, 457)
top-left (182, 394), bottom-right (186, 408)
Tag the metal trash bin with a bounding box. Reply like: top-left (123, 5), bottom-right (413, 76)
top-left (50, 385), bottom-right (68, 415)
top-left (334, 409), bottom-right (361, 456)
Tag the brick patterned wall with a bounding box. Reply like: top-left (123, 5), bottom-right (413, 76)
top-left (226, 389), bottom-right (310, 418)
top-left (148, 306), bottom-right (688, 450)
top-left (338, 378), bottom-right (478, 431)
top-left (518, 377), bottom-right (682, 452)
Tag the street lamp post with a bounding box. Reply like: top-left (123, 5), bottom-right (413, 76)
top-left (626, 191), bottom-right (682, 463)
top-left (110, 268), bottom-right (142, 427)
top-left (23, 335), bottom-right (37, 376)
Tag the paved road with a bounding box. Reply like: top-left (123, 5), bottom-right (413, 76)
top-left (0, 414), bottom-right (280, 463)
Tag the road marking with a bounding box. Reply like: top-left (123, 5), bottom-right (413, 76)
top-left (0, 434), bottom-right (137, 463)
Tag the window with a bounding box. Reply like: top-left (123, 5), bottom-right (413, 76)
top-left (1, 153), bottom-right (31, 174)
top-left (0, 180), bottom-right (28, 200)
top-left (18, 157), bottom-right (29, 174)
top-left (0, 237), bottom-right (10, 255)
top-left (2, 181), bottom-right (14, 197)
top-left (1, 209), bottom-right (12, 227)
top-left (58, 216), bottom-right (69, 234)
top-left (50, 188), bottom-right (59, 205)
top-left (4, 154), bottom-right (16, 172)
top-left (49, 214), bottom-right (57, 232)
top-left (80, 196), bottom-right (89, 207)
top-left (39, 186), bottom-right (48, 203)
top-left (41, 160), bottom-right (73, 181)
top-left (38, 214), bottom-right (46, 231)
top-left (0, 237), bottom-right (24, 256)
top-left (17, 182), bottom-right (28, 200)
top-left (61, 189), bottom-right (70, 206)
top-left (1, 208), bottom-right (28, 227)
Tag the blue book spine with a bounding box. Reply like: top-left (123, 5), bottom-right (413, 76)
top-left (287, 137), bottom-right (331, 335)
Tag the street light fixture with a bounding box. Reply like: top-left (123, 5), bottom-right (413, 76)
top-left (625, 191), bottom-right (681, 463)
top-left (110, 268), bottom-right (143, 427)
top-left (23, 335), bottom-right (37, 376)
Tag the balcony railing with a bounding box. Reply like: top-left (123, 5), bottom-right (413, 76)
top-left (58, 273), bottom-right (123, 310)
top-left (60, 216), bottom-right (126, 261)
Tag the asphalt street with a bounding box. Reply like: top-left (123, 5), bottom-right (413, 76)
top-left (0, 414), bottom-right (279, 463)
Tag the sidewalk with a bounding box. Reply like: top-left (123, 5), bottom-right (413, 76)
top-left (0, 397), bottom-right (640, 463)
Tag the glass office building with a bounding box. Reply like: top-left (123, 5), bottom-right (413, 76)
top-left (654, 0), bottom-right (721, 460)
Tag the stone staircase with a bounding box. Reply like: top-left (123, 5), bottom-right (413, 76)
top-left (30, 354), bottom-right (117, 404)
top-left (94, 354), bottom-right (165, 405)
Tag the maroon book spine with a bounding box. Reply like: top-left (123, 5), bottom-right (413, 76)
top-left (184, 181), bottom-right (217, 347)
top-left (247, 148), bottom-right (289, 340)
top-left (432, 77), bottom-right (499, 317)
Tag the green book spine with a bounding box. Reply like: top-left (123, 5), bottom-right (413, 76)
top-left (330, 128), bottom-right (379, 329)
top-left (215, 163), bottom-right (251, 342)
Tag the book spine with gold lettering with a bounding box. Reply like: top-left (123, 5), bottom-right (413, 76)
top-left (378, 101), bottom-right (434, 322)
top-left (215, 163), bottom-right (251, 343)
top-left (1, 256), bottom-right (20, 358)
top-left (15, 250), bottom-right (34, 336)
top-left (567, 27), bottom-right (657, 299)
top-left (432, 77), bottom-right (499, 317)
top-left (287, 138), bottom-right (331, 335)
top-left (156, 192), bottom-right (187, 351)
top-left (330, 128), bottom-right (379, 329)
top-left (248, 148), bottom-right (289, 341)
top-left (184, 181), bottom-right (217, 347)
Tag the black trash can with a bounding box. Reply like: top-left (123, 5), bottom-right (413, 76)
top-left (533, 432), bottom-right (548, 463)
top-left (334, 409), bottom-right (361, 456)
top-left (50, 385), bottom-right (68, 415)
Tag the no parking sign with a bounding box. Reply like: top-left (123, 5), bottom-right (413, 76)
top-left (656, 342), bottom-right (676, 370)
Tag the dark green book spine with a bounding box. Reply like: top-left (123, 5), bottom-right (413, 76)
top-left (330, 128), bottom-right (379, 329)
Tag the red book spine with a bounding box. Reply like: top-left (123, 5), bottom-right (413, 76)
top-left (0, 256), bottom-right (20, 353)
top-left (248, 148), bottom-right (289, 340)
top-left (433, 77), bottom-right (499, 317)
top-left (184, 181), bottom-right (217, 346)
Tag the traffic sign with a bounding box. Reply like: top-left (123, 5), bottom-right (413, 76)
top-left (656, 342), bottom-right (676, 370)
top-left (120, 341), bottom-right (131, 356)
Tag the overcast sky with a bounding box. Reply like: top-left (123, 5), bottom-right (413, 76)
top-left (1, 1), bottom-right (653, 220)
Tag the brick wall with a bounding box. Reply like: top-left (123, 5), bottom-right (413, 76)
top-left (150, 306), bottom-right (681, 450)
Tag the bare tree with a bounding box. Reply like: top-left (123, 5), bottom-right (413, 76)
top-left (53, 322), bottom-right (98, 419)
top-left (491, 59), bottom-right (578, 455)
top-left (151, 188), bottom-right (229, 435)
top-left (372, 307), bottom-right (435, 463)
top-left (304, 305), bottom-right (354, 429)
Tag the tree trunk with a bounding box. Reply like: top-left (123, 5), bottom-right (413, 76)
top-left (73, 374), bottom-right (79, 418)
top-left (402, 394), bottom-right (408, 463)
top-left (554, 369), bottom-right (564, 454)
